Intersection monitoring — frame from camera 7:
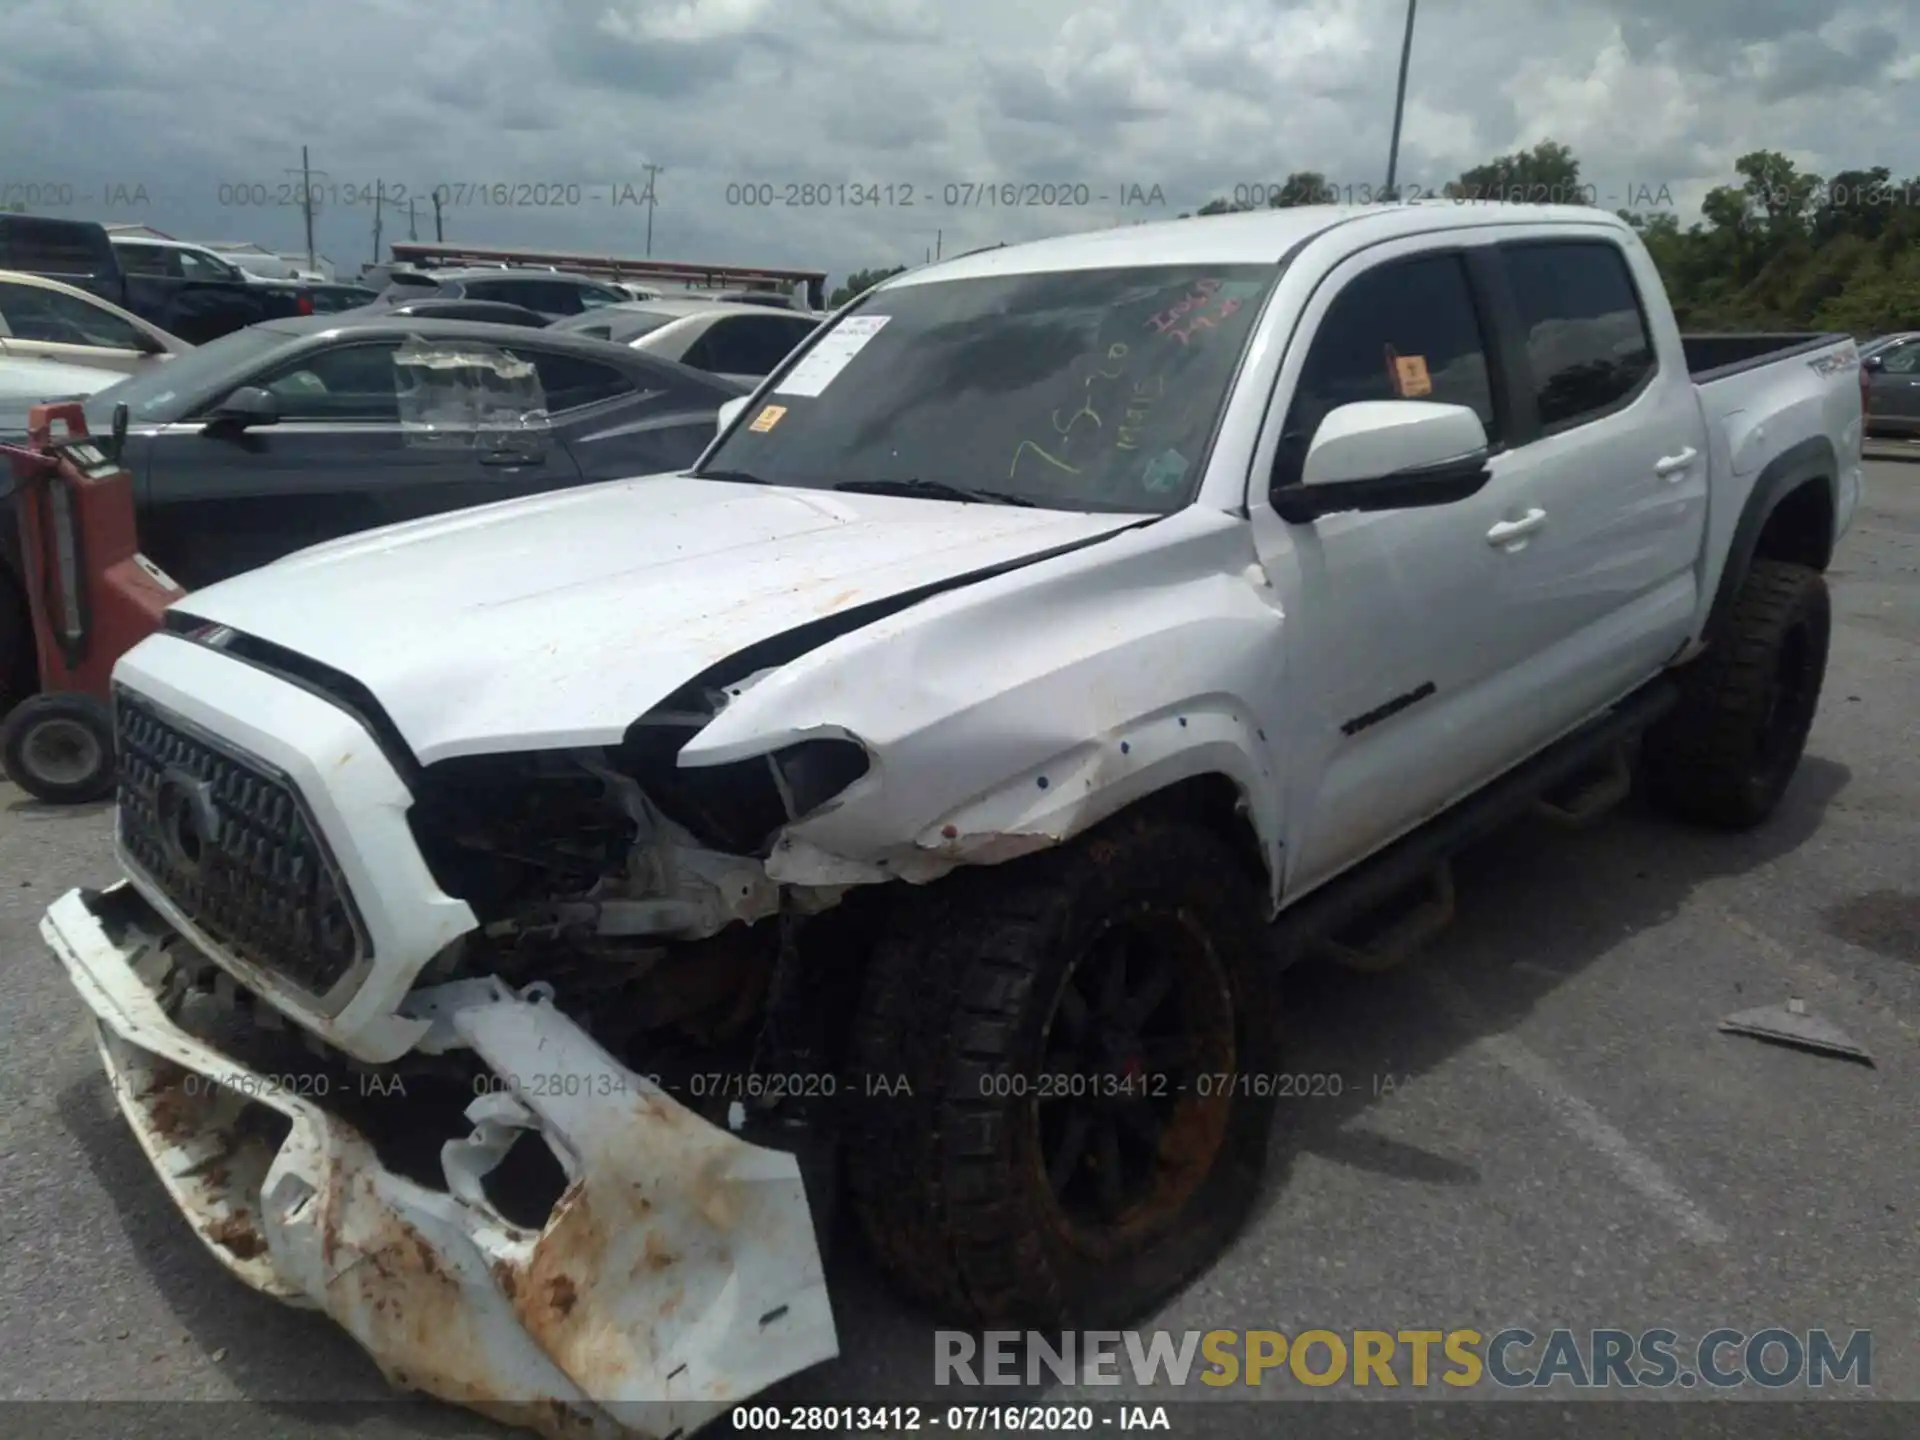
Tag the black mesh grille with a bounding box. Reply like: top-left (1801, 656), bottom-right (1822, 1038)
top-left (115, 689), bottom-right (366, 996)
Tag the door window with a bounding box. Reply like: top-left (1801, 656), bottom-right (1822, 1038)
top-left (256, 341), bottom-right (404, 420)
top-left (514, 350), bottom-right (635, 411)
top-left (523, 282), bottom-right (586, 316)
top-left (115, 244), bottom-right (174, 277)
top-left (1500, 241), bottom-right (1656, 431)
top-left (0, 282), bottom-right (147, 349)
top-left (459, 278), bottom-right (524, 307)
top-left (1281, 252), bottom-right (1498, 483)
top-left (682, 315), bottom-right (817, 376)
top-left (177, 249), bottom-right (241, 282)
top-left (1880, 343), bottom-right (1920, 375)
top-left (574, 283), bottom-right (625, 310)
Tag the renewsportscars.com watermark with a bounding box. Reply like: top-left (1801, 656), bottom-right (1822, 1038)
top-left (936, 1328), bottom-right (1873, 1391)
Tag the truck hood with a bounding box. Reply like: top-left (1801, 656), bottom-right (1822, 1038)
top-left (169, 473), bottom-right (1147, 763)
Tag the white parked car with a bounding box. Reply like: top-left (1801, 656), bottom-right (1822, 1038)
top-left (0, 269), bottom-right (190, 375)
top-left (0, 351), bottom-right (121, 437)
top-left (40, 203), bottom-right (1863, 1436)
top-left (551, 298), bottom-right (822, 384)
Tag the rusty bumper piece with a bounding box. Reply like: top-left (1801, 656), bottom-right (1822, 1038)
top-left (41, 883), bottom-right (839, 1440)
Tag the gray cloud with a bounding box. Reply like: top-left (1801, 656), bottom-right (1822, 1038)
top-left (2, 0), bottom-right (1916, 287)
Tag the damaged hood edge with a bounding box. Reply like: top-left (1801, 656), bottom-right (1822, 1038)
top-left (161, 473), bottom-right (1153, 764)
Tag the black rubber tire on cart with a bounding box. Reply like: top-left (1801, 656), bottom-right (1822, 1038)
top-left (1642, 559), bottom-right (1831, 830)
top-left (1, 691), bottom-right (117, 804)
top-left (846, 812), bottom-right (1280, 1326)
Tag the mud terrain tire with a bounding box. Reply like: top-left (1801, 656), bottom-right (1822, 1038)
top-left (1643, 559), bottom-right (1831, 830)
top-left (846, 813), bottom-right (1279, 1326)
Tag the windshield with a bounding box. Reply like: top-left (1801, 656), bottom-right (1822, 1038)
top-left (698, 263), bottom-right (1277, 513)
top-left (84, 326), bottom-right (290, 423)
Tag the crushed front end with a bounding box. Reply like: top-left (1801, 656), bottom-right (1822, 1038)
top-left (42, 632), bottom-right (843, 1440)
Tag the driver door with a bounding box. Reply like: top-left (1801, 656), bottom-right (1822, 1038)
top-left (1248, 241), bottom-right (1525, 896)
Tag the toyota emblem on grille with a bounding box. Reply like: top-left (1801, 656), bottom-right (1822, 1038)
top-left (156, 766), bottom-right (221, 872)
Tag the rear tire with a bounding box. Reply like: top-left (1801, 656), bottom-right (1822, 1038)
top-left (1, 692), bottom-right (117, 804)
top-left (1642, 559), bottom-right (1830, 829)
top-left (846, 813), bottom-right (1279, 1326)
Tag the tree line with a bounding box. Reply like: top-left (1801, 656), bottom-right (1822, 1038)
top-left (828, 142), bottom-right (1920, 333)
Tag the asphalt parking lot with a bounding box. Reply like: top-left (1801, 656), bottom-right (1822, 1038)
top-left (0, 458), bottom-right (1914, 1437)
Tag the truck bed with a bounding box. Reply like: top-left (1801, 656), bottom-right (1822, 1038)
top-left (1684, 332), bottom-right (1853, 385)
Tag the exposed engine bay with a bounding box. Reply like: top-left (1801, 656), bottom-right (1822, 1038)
top-left (137, 673), bottom-right (885, 1226)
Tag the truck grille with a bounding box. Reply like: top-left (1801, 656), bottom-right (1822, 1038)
top-left (115, 690), bottom-right (367, 997)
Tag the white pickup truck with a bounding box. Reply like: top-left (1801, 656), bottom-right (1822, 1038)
top-left (39, 203), bottom-right (1863, 1437)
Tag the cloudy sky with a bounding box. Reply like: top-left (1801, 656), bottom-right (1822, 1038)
top-left (3, 0), bottom-right (1916, 287)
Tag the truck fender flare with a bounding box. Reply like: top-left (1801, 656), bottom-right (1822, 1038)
top-left (1705, 434), bottom-right (1836, 640)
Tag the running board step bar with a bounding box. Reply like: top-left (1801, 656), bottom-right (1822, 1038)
top-left (1270, 679), bottom-right (1679, 971)
top-left (1533, 742), bottom-right (1635, 828)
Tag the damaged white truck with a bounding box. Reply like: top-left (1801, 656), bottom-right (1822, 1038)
top-left (40, 203), bottom-right (1862, 1437)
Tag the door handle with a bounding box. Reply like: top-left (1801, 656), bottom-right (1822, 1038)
top-left (1653, 447), bottom-right (1698, 478)
top-left (1486, 508), bottom-right (1547, 546)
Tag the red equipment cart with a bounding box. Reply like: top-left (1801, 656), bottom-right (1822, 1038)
top-left (0, 401), bottom-right (183, 803)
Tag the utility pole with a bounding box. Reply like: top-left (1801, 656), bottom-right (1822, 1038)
top-left (372, 179), bottom-right (384, 267)
top-left (432, 187), bottom-right (444, 242)
top-left (408, 196), bottom-right (418, 242)
top-left (300, 145), bottom-right (316, 269)
top-left (936, 228), bottom-right (942, 260)
top-left (1383, 0), bottom-right (1418, 201)
top-left (640, 163), bottom-right (663, 256)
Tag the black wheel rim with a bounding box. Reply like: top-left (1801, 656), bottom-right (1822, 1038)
top-left (1754, 620), bottom-right (1819, 779)
top-left (1029, 905), bottom-right (1237, 1253)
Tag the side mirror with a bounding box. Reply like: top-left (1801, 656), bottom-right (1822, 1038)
top-left (717, 395), bottom-right (750, 432)
top-left (1273, 400), bottom-right (1491, 523)
top-left (206, 385), bottom-right (280, 429)
top-left (1862, 353), bottom-right (1884, 372)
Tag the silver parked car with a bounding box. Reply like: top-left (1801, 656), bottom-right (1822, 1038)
top-left (549, 298), bottom-right (822, 385)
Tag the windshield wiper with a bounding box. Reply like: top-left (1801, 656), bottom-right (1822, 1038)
top-left (831, 477), bottom-right (1037, 507)
top-left (696, 467), bottom-right (778, 486)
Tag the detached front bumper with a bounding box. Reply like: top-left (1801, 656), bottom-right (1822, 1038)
top-left (42, 883), bottom-right (838, 1440)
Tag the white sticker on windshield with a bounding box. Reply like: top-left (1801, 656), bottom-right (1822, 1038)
top-left (774, 315), bottom-right (890, 397)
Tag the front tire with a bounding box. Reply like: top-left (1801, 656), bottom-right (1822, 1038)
top-left (846, 813), bottom-right (1279, 1326)
top-left (1643, 559), bottom-right (1831, 829)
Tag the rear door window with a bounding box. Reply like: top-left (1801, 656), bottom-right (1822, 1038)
top-left (1499, 241), bottom-right (1656, 431)
top-left (683, 315), bottom-right (818, 376)
top-left (513, 350), bottom-right (636, 411)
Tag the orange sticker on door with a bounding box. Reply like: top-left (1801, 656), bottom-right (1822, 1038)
top-left (749, 404), bottom-right (787, 432)
top-left (1393, 354), bottom-right (1433, 396)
